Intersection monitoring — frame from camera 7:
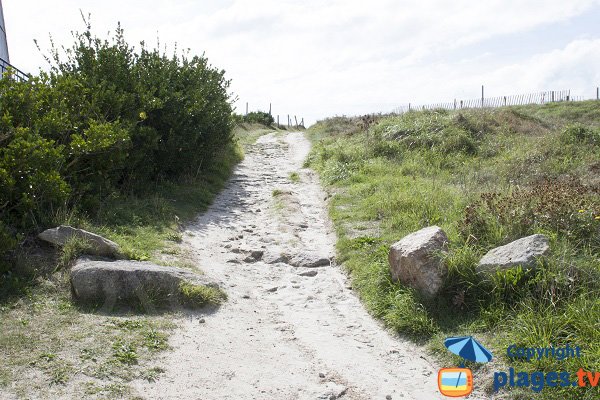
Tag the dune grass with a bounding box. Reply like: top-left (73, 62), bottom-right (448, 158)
top-left (307, 101), bottom-right (600, 399)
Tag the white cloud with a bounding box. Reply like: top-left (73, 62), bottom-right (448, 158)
top-left (3, 0), bottom-right (600, 123)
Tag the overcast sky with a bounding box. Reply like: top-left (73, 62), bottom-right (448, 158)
top-left (3, 0), bottom-right (600, 124)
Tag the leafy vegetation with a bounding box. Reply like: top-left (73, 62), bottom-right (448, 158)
top-left (307, 101), bottom-right (600, 398)
top-left (240, 111), bottom-right (275, 126)
top-left (0, 18), bottom-right (234, 275)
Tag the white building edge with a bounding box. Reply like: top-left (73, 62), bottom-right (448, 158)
top-left (0, 0), bottom-right (9, 63)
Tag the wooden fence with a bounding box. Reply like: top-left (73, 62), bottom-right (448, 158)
top-left (393, 89), bottom-right (592, 114)
top-left (243, 101), bottom-right (305, 128)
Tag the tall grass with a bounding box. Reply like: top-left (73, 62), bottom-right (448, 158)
top-left (307, 101), bottom-right (600, 399)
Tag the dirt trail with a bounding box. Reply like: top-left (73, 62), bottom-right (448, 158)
top-left (134, 132), bottom-right (445, 400)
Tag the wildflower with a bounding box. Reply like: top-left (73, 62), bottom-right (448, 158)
top-left (578, 209), bottom-right (585, 213)
top-left (596, 216), bottom-right (600, 220)
top-left (139, 111), bottom-right (147, 120)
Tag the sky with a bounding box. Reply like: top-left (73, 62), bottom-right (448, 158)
top-left (3, 0), bottom-right (600, 125)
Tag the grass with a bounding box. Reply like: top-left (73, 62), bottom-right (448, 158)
top-left (0, 271), bottom-right (176, 397)
top-left (289, 172), bottom-right (301, 183)
top-left (179, 282), bottom-right (227, 308)
top-left (0, 124), bottom-right (268, 398)
top-left (307, 101), bottom-right (600, 399)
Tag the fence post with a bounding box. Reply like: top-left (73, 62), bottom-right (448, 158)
top-left (294, 116), bottom-right (298, 128)
top-left (481, 85), bottom-right (484, 108)
top-left (551, 91), bottom-right (554, 102)
top-left (277, 115), bottom-right (279, 126)
top-left (597, 87), bottom-right (599, 100)
top-left (269, 103), bottom-right (272, 115)
top-left (408, 103), bottom-right (411, 111)
top-left (454, 99), bottom-right (456, 110)
top-left (246, 102), bottom-right (248, 116)
top-left (460, 100), bottom-right (463, 109)
top-left (287, 114), bottom-right (290, 127)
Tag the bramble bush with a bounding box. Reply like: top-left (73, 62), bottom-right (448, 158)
top-left (461, 179), bottom-right (600, 250)
top-left (0, 19), bottom-right (234, 271)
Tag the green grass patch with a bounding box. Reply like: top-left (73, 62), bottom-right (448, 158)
top-left (0, 271), bottom-right (176, 397)
top-left (308, 101), bottom-right (600, 399)
top-left (179, 282), bottom-right (227, 308)
top-left (289, 172), bottom-right (301, 183)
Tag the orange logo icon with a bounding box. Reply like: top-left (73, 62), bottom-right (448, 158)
top-left (438, 368), bottom-right (473, 397)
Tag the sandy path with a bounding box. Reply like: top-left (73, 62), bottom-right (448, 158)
top-left (133, 132), bottom-right (445, 400)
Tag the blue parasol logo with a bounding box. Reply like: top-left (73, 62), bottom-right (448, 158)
top-left (444, 336), bottom-right (493, 364)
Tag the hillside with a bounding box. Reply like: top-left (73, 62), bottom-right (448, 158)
top-left (307, 101), bottom-right (600, 399)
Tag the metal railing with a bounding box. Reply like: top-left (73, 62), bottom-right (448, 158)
top-left (0, 57), bottom-right (29, 82)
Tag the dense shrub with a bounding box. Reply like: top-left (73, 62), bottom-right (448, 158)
top-left (243, 111), bottom-right (274, 126)
top-left (0, 20), bottom-right (234, 268)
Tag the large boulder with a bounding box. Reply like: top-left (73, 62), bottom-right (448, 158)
top-left (477, 234), bottom-right (550, 274)
top-left (70, 259), bottom-right (217, 309)
top-left (388, 226), bottom-right (448, 298)
top-left (38, 226), bottom-right (121, 258)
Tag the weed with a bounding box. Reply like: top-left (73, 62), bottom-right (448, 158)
top-left (140, 366), bottom-right (165, 382)
top-left (143, 330), bottom-right (169, 352)
top-left (289, 172), bottom-right (300, 183)
top-left (112, 339), bottom-right (138, 365)
top-left (179, 282), bottom-right (227, 308)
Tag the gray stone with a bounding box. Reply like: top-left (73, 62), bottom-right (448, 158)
top-left (70, 259), bottom-right (216, 307)
top-left (298, 270), bottom-right (319, 277)
top-left (38, 225), bottom-right (121, 258)
top-left (288, 252), bottom-right (330, 268)
top-left (262, 250), bottom-right (289, 264)
top-left (477, 234), bottom-right (550, 274)
top-left (388, 226), bottom-right (448, 298)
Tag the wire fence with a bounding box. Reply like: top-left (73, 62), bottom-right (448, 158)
top-left (393, 89), bottom-right (593, 114)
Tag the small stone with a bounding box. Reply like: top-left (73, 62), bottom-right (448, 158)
top-left (288, 252), bottom-right (330, 268)
top-left (242, 294), bottom-right (251, 299)
top-left (199, 318), bottom-right (206, 324)
top-left (298, 270), bottom-right (318, 277)
top-left (266, 287), bottom-right (278, 293)
top-left (251, 250), bottom-right (264, 260)
top-left (386, 395), bottom-right (392, 400)
top-left (319, 372), bottom-right (326, 378)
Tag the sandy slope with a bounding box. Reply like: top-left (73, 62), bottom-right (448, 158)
top-left (133, 132), bottom-right (446, 400)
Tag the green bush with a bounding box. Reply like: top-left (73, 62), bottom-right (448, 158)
top-left (243, 111), bottom-right (274, 126)
top-left (0, 19), bottom-right (234, 271)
